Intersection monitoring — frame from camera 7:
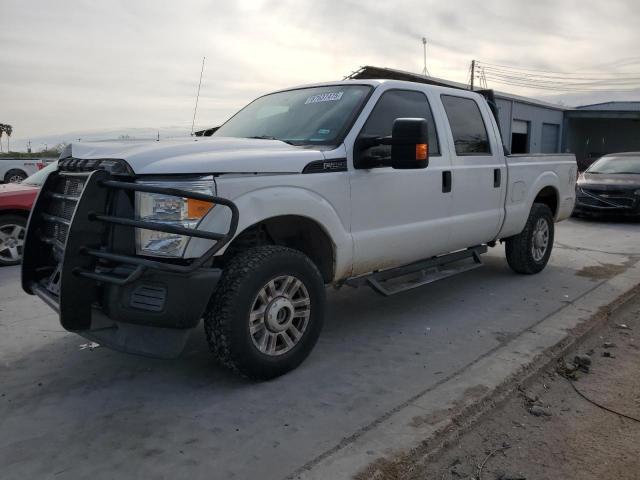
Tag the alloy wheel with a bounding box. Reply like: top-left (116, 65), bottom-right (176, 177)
top-left (249, 275), bottom-right (311, 356)
top-left (531, 217), bottom-right (549, 262)
top-left (0, 224), bottom-right (26, 263)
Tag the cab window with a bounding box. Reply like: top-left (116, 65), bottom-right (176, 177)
top-left (441, 95), bottom-right (491, 155)
top-left (357, 90), bottom-right (440, 166)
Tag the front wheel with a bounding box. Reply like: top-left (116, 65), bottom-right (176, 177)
top-left (204, 245), bottom-right (325, 380)
top-left (505, 203), bottom-right (554, 274)
top-left (0, 215), bottom-right (26, 266)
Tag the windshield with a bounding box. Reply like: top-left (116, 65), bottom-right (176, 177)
top-left (587, 155), bottom-right (640, 174)
top-left (23, 161), bottom-right (58, 186)
top-left (213, 85), bottom-right (372, 146)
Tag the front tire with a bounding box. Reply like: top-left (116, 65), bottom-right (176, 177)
top-left (505, 203), bottom-right (554, 274)
top-left (204, 246), bottom-right (325, 380)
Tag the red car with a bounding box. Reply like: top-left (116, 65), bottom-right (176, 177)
top-left (0, 162), bottom-right (57, 266)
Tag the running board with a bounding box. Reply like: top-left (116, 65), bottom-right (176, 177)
top-left (345, 246), bottom-right (487, 296)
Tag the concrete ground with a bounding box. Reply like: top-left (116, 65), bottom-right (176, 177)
top-left (0, 218), bottom-right (639, 480)
top-left (401, 288), bottom-right (640, 480)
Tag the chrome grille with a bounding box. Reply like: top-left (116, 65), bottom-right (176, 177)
top-left (579, 187), bottom-right (637, 208)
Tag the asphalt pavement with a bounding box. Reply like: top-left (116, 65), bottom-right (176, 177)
top-left (0, 218), bottom-right (638, 480)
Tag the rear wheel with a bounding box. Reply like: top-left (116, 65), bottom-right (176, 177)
top-left (204, 245), bottom-right (325, 380)
top-left (0, 215), bottom-right (26, 266)
top-left (505, 203), bottom-right (554, 274)
top-left (4, 169), bottom-right (27, 183)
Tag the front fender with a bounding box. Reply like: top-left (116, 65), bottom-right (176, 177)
top-left (185, 184), bottom-right (353, 280)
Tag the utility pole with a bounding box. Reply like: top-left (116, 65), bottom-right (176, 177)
top-left (421, 37), bottom-right (430, 76)
top-left (191, 56), bottom-right (206, 136)
top-left (470, 60), bottom-right (475, 90)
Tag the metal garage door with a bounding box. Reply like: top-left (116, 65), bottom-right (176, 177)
top-left (541, 123), bottom-right (560, 153)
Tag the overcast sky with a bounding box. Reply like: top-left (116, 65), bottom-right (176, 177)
top-left (2, 0), bottom-right (640, 150)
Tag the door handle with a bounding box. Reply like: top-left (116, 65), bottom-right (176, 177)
top-left (442, 171), bottom-right (452, 193)
top-left (493, 168), bottom-right (501, 188)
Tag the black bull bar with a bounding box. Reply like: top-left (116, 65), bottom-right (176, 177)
top-left (21, 169), bottom-right (238, 357)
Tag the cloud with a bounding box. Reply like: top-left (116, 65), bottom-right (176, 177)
top-left (2, 0), bottom-right (639, 150)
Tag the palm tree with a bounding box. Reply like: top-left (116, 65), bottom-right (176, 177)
top-left (0, 124), bottom-right (5, 153)
top-left (4, 125), bottom-right (12, 152)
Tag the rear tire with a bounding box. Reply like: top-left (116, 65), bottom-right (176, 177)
top-left (0, 215), bottom-right (27, 266)
top-left (4, 169), bottom-right (27, 183)
top-left (204, 245), bottom-right (325, 380)
top-left (505, 203), bottom-right (554, 274)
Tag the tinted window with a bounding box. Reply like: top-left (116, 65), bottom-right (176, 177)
top-left (441, 95), bottom-right (491, 155)
top-left (359, 90), bottom-right (440, 162)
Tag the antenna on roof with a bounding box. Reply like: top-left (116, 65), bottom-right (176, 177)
top-left (190, 56), bottom-right (206, 136)
top-left (421, 38), bottom-right (430, 77)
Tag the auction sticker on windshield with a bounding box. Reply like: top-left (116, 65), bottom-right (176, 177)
top-left (305, 91), bottom-right (344, 104)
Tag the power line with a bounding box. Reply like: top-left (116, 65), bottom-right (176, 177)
top-left (474, 59), bottom-right (640, 93)
top-left (480, 66), bottom-right (640, 83)
top-left (481, 73), bottom-right (640, 88)
top-left (478, 76), bottom-right (640, 92)
top-left (476, 60), bottom-right (640, 76)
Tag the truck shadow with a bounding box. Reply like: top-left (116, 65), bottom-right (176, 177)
top-left (5, 253), bottom-right (577, 392)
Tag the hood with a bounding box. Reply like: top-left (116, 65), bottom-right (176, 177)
top-left (0, 182), bottom-right (39, 196)
top-left (67, 137), bottom-right (326, 175)
top-left (579, 172), bottom-right (640, 189)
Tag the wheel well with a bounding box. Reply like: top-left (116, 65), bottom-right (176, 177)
top-left (533, 186), bottom-right (558, 218)
top-left (222, 216), bottom-right (335, 283)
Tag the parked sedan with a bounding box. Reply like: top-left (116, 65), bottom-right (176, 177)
top-left (0, 161), bottom-right (57, 265)
top-left (574, 152), bottom-right (640, 219)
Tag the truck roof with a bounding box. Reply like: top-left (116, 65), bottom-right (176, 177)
top-left (270, 78), bottom-right (481, 98)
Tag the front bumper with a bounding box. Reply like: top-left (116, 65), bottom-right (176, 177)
top-left (573, 202), bottom-right (640, 218)
top-left (574, 188), bottom-right (640, 218)
top-left (21, 165), bottom-right (238, 357)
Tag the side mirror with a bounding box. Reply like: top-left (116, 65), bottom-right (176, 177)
top-left (390, 118), bottom-right (429, 169)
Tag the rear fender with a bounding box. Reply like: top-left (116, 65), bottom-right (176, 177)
top-left (499, 171), bottom-right (560, 238)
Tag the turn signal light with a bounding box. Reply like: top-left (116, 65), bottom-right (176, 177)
top-left (415, 143), bottom-right (428, 160)
top-left (187, 198), bottom-right (213, 218)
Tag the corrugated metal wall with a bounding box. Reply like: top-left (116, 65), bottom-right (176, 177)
top-left (495, 98), bottom-right (564, 153)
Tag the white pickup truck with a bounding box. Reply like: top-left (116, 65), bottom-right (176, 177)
top-left (0, 158), bottom-right (47, 183)
top-left (22, 80), bottom-right (576, 379)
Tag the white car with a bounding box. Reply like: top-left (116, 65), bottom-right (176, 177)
top-left (0, 158), bottom-right (47, 183)
top-left (22, 80), bottom-right (576, 379)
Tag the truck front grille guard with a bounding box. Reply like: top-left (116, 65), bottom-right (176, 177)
top-left (74, 178), bottom-right (239, 286)
top-left (27, 169), bottom-right (239, 291)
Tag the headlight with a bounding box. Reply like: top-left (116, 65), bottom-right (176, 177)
top-left (135, 177), bottom-right (215, 257)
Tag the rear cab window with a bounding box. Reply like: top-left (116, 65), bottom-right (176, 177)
top-left (441, 95), bottom-right (491, 156)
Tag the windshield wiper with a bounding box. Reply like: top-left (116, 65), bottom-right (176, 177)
top-left (247, 136), bottom-right (296, 146)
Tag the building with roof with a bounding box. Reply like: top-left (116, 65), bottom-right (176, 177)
top-left (347, 66), bottom-right (640, 169)
top-left (564, 101), bottom-right (640, 170)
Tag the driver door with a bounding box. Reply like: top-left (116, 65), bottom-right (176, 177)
top-left (348, 88), bottom-right (453, 276)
